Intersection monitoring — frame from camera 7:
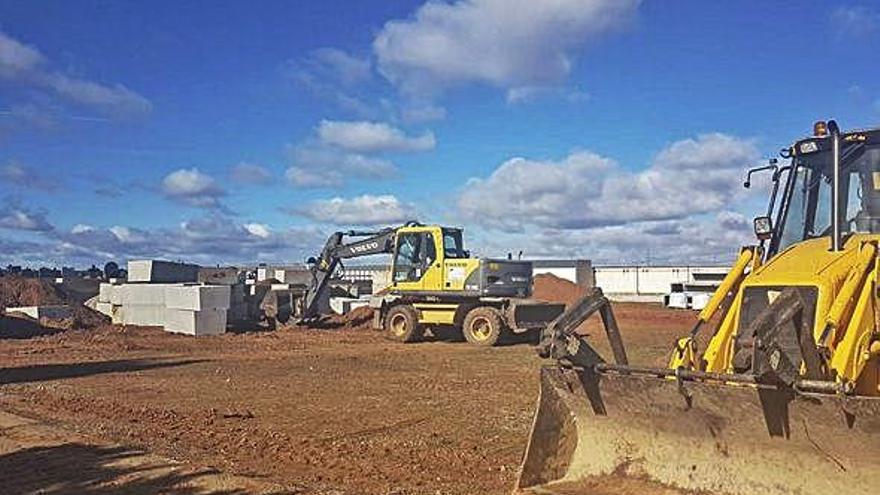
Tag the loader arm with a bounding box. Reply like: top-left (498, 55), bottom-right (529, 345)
top-left (299, 226), bottom-right (400, 322)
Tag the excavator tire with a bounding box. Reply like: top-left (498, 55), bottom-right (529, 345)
top-left (462, 306), bottom-right (505, 346)
top-left (384, 304), bottom-right (423, 343)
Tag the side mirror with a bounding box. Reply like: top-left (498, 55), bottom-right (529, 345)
top-left (753, 216), bottom-right (773, 241)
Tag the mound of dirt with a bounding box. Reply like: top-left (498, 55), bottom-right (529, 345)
top-left (0, 277), bottom-right (108, 331)
top-left (0, 277), bottom-right (65, 309)
top-left (533, 273), bottom-right (587, 306)
top-left (315, 305), bottom-right (374, 331)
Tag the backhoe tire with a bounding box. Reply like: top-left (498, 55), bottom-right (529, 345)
top-left (462, 306), bottom-right (505, 346)
top-left (384, 305), bottom-right (423, 343)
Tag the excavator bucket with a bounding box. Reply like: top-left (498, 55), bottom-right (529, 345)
top-left (517, 366), bottom-right (880, 495)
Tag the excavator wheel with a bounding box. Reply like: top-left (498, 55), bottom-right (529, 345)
top-left (462, 306), bottom-right (505, 346)
top-left (384, 304), bottom-right (423, 343)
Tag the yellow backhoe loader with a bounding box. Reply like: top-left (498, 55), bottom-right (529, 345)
top-left (518, 120), bottom-right (880, 495)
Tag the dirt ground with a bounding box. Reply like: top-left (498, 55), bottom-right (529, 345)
top-left (0, 276), bottom-right (697, 495)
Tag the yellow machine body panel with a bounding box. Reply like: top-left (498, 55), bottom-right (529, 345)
top-left (442, 258), bottom-right (481, 291)
top-left (412, 303), bottom-right (459, 325)
top-left (701, 234), bottom-right (880, 393)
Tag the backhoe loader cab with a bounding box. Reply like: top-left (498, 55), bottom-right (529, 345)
top-left (519, 121), bottom-right (880, 495)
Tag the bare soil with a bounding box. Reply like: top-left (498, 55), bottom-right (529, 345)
top-left (0, 275), bottom-right (697, 494)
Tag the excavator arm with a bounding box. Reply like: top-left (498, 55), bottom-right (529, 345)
top-left (299, 225), bottom-right (404, 322)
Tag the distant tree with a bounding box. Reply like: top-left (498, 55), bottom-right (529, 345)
top-left (104, 261), bottom-right (120, 279)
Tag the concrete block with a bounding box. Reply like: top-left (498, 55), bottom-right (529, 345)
top-left (165, 285), bottom-right (230, 311)
top-left (95, 302), bottom-right (114, 317)
top-left (121, 304), bottom-right (166, 326)
top-left (198, 267), bottom-right (240, 285)
top-left (128, 260), bottom-right (199, 283)
top-left (329, 297), bottom-right (371, 315)
top-left (6, 305), bottom-right (72, 320)
top-left (274, 268), bottom-right (310, 285)
top-left (120, 283), bottom-right (181, 306)
top-left (98, 283), bottom-right (116, 303)
top-left (164, 308), bottom-right (227, 336)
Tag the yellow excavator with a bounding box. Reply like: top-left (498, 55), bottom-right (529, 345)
top-left (300, 222), bottom-right (564, 345)
top-left (519, 120), bottom-right (880, 495)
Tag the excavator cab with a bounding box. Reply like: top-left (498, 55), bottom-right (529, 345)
top-left (518, 121), bottom-right (880, 495)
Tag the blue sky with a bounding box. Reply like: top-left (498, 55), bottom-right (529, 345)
top-left (1, 0), bottom-right (879, 267)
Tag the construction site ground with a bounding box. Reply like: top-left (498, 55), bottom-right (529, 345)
top-left (0, 277), bottom-right (697, 495)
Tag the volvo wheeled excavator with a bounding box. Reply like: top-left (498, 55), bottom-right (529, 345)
top-left (518, 120), bottom-right (880, 495)
top-left (300, 222), bottom-right (564, 346)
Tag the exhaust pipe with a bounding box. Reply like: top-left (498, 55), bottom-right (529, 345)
top-left (829, 119), bottom-right (841, 251)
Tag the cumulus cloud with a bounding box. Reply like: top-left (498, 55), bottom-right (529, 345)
top-left (286, 145), bottom-right (397, 188)
top-left (230, 162), bottom-right (272, 185)
top-left (459, 133), bottom-right (761, 231)
top-left (161, 168), bottom-right (226, 208)
top-left (317, 119), bottom-right (436, 153)
top-left (0, 30), bottom-right (152, 119)
top-left (291, 194), bottom-right (417, 225)
top-left (45, 215), bottom-right (326, 265)
top-left (0, 204), bottom-right (54, 232)
top-left (373, 0), bottom-right (639, 96)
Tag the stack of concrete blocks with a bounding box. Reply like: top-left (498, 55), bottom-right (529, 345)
top-left (198, 267), bottom-right (247, 323)
top-left (120, 283), bottom-right (178, 326)
top-left (164, 285), bottom-right (230, 336)
top-left (128, 260), bottom-right (199, 283)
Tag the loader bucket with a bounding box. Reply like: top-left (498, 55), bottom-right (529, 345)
top-left (517, 366), bottom-right (880, 495)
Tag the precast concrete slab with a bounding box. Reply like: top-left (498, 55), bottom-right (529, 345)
top-left (121, 304), bottom-right (166, 326)
top-left (119, 283), bottom-right (181, 306)
top-left (5, 306), bottom-right (72, 320)
top-left (198, 267), bottom-right (240, 285)
top-left (98, 283), bottom-right (116, 303)
top-left (127, 260), bottom-right (199, 283)
top-left (164, 308), bottom-right (227, 336)
top-left (274, 268), bottom-right (311, 285)
top-left (95, 302), bottom-right (113, 317)
top-left (164, 285), bottom-right (231, 311)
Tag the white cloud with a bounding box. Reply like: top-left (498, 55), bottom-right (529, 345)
top-left (459, 133), bottom-right (761, 231)
top-left (831, 6), bottom-right (880, 38)
top-left (71, 224), bottom-right (94, 234)
top-left (292, 194), bottom-right (417, 225)
top-left (286, 145), bottom-right (397, 188)
top-left (0, 30), bottom-right (152, 119)
top-left (373, 0), bottom-right (639, 96)
top-left (317, 119), bottom-right (436, 153)
top-left (0, 206), bottom-right (53, 232)
top-left (0, 31), bottom-right (45, 77)
top-left (244, 223), bottom-right (271, 239)
top-left (161, 168), bottom-right (225, 208)
top-left (44, 73), bottom-right (152, 117)
top-left (230, 162), bottom-right (272, 185)
top-left (300, 48), bottom-right (372, 87)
